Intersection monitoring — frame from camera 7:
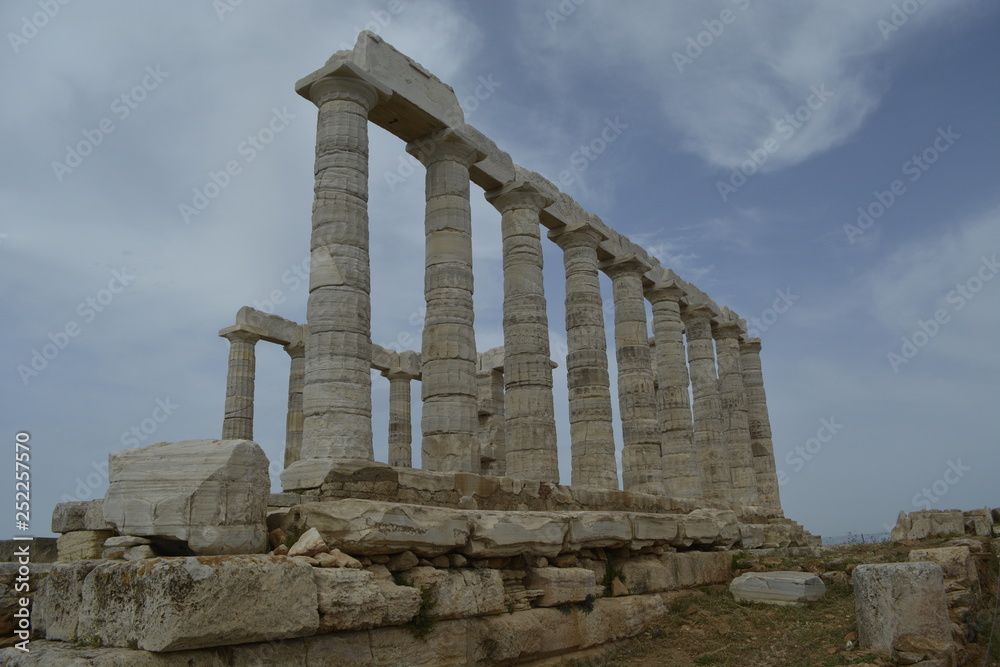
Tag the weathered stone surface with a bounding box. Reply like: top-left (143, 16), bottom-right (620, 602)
top-left (564, 512), bottom-right (631, 551)
top-left (78, 556), bottom-right (319, 651)
top-left (0, 538), bottom-right (57, 564)
top-left (463, 511), bottom-right (568, 558)
top-left (104, 535), bottom-right (151, 549)
top-left (316, 548), bottom-right (362, 569)
top-left (52, 500), bottom-right (114, 534)
top-left (964, 508), bottom-right (993, 536)
top-left (909, 546), bottom-right (978, 585)
top-left (281, 500), bottom-right (470, 557)
top-left (124, 545), bottom-right (156, 561)
top-left (404, 567), bottom-right (505, 619)
top-left (630, 513), bottom-right (679, 546)
top-left (385, 551), bottom-right (419, 572)
top-left (524, 567), bottom-right (596, 607)
top-left (31, 561), bottom-right (99, 641)
top-left (853, 562), bottom-right (951, 656)
top-left (891, 509), bottom-right (965, 541)
top-left (314, 568), bottom-right (420, 632)
top-left (57, 530), bottom-right (114, 561)
top-left (730, 571), bottom-right (826, 605)
top-left (102, 439), bottom-right (270, 555)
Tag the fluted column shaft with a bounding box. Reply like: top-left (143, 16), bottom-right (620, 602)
top-left (646, 284), bottom-right (701, 500)
top-left (740, 338), bottom-right (782, 512)
top-left (408, 131), bottom-right (482, 472)
top-left (681, 305), bottom-right (731, 504)
top-left (221, 328), bottom-right (260, 440)
top-left (383, 370), bottom-right (415, 468)
top-left (301, 75), bottom-right (379, 461)
top-left (485, 185), bottom-right (558, 482)
top-left (603, 258), bottom-right (663, 495)
top-left (476, 365), bottom-right (506, 477)
top-left (714, 321), bottom-right (759, 506)
top-left (550, 224), bottom-right (617, 489)
top-left (283, 341), bottom-right (305, 468)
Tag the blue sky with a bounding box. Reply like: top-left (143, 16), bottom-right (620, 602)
top-left (2, 0), bottom-right (998, 542)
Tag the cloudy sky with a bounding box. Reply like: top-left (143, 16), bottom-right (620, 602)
top-left (2, 0), bottom-right (998, 542)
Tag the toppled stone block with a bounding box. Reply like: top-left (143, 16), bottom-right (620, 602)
top-left (524, 567), bottom-right (596, 607)
top-left (730, 571), bottom-right (826, 605)
top-left (102, 439), bottom-right (270, 555)
top-left (315, 568), bottom-right (420, 632)
top-left (463, 511), bottom-right (568, 558)
top-left (404, 567), bottom-right (505, 619)
top-left (852, 562), bottom-right (951, 656)
top-left (288, 527), bottom-right (329, 558)
top-left (281, 500), bottom-right (470, 557)
top-left (964, 508), bottom-right (992, 536)
top-left (78, 555), bottom-right (319, 651)
top-left (57, 530), bottom-right (114, 561)
top-left (909, 546), bottom-right (978, 585)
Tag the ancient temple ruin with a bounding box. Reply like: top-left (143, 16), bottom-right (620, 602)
top-left (218, 31), bottom-right (786, 519)
top-left (16, 33), bottom-right (819, 665)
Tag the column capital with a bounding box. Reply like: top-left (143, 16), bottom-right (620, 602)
top-left (296, 61), bottom-right (388, 109)
top-left (219, 324), bottom-right (265, 344)
top-left (599, 253), bottom-right (652, 278)
top-left (740, 337), bottom-right (762, 352)
top-left (283, 340), bottom-right (305, 358)
top-left (547, 220), bottom-right (608, 251)
top-left (679, 299), bottom-right (718, 322)
top-left (485, 181), bottom-right (553, 214)
top-left (382, 367), bottom-right (420, 382)
top-left (711, 319), bottom-right (744, 340)
top-left (406, 128), bottom-right (485, 168)
top-left (644, 280), bottom-right (686, 304)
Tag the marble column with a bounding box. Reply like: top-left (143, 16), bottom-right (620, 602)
top-left (219, 325), bottom-right (261, 441)
top-left (476, 361), bottom-right (506, 477)
top-left (713, 317), bottom-right (759, 506)
top-left (382, 369), bottom-right (416, 468)
top-left (549, 222), bottom-right (617, 490)
top-left (680, 302), bottom-right (731, 504)
top-left (283, 340), bottom-right (305, 468)
top-left (601, 255), bottom-right (663, 495)
top-left (407, 130), bottom-right (483, 473)
top-left (645, 281), bottom-right (701, 500)
top-left (300, 74), bottom-right (380, 461)
top-left (740, 337), bottom-right (782, 512)
top-left (485, 183), bottom-right (558, 482)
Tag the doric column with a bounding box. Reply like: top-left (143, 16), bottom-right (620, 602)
top-left (299, 74), bottom-right (381, 461)
top-left (680, 302), bottom-right (731, 504)
top-left (219, 325), bottom-right (262, 441)
top-left (601, 255), bottom-right (663, 495)
top-left (549, 222), bottom-right (617, 490)
top-left (407, 130), bottom-right (484, 473)
top-left (645, 281), bottom-right (701, 500)
top-left (382, 369), bottom-right (417, 468)
top-left (740, 337), bottom-right (782, 512)
top-left (485, 182), bottom-right (558, 482)
top-left (713, 316), bottom-right (759, 506)
top-left (283, 340), bottom-right (305, 468)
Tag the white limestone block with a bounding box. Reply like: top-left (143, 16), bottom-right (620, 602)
top-left (462, 511), bottom-right (568, 558)
top-left (102, 439), bottom-right (269, 555)
top-left (730, 571), bottom-right (826, 605)
top-left (314, 568), bottom-right (420, 632)
top-left (403, 567), bottom-right (505, 619)
top-left (524, 567), bottom-right (596, 607)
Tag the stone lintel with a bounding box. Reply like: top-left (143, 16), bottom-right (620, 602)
top-left (233, 306), bottom-right (306, 347)
top-left (405, 127), bottom-right (486, 167)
